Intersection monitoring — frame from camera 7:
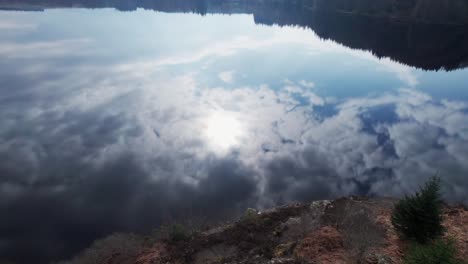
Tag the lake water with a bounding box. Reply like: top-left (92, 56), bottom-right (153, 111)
top-left (1, 0), bottom-right (468, 263)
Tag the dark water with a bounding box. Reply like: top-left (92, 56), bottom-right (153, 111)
top-left (0, 0), bottom-right (468, 263)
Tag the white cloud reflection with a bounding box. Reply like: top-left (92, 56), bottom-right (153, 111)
top-left (0, 13), bottom-right (466, 208)
top-left (0, 18), bottom-right (467, 200)
top-left (0, 39), bottom-right (92, 59)
top-left (0, 21), bottom-right (37, 30)
top-left (2, 56), bottom-right (468, 203)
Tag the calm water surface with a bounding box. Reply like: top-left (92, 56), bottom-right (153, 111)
top-left (0, 1), bottom-right (468, 262)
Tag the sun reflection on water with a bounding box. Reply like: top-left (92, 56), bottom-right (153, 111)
top-left (204, 110), bottom-right (245, 152)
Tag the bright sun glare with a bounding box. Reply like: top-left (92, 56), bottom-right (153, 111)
top-left (204, 111), bottom-right (244, 151)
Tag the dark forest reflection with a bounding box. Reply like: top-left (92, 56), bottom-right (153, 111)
top-left (2, 0), bottom-right (468, 70)
top-left (0, 1), bottom-right (468, 264)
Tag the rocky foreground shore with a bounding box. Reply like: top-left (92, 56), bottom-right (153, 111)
top-left (131, 197), bottom-right (467, 264)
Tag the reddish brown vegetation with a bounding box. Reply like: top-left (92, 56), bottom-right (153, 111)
top-left (135, 243), bottom-right (170, 264)
top-left (444, 206), bottom-right (468, 260)
top-left (294, 226), bottom-right (350, 263)
top-left (66, 198), bottom-right (467, 264)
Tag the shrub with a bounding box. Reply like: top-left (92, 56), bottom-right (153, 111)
top-left (404, 239), bottom-right (465, 264)
top-left (153, 223), bottom-right (190, 242)
top-left (167, 223), bottom-right (190, 242)
top-left (152, 215), bottom-right (211, 243)
top-left (391, 176), bottom-right (444, 243)
top-left (242, 208), bottom-right (259, 220)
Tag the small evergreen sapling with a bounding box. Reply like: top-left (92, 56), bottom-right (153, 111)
top-left (391, 176), bottom-right (445, 243)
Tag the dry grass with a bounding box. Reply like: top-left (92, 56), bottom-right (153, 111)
top-left (294, 226), bottom-right (350, 264)
top-left (443, 207), bottom-right (468, 260)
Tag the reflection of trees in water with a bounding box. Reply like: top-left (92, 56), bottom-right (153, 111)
top-left (257, 10), bottom-right (468, 71)
top-left (1, 0), bottom-right (468, 70)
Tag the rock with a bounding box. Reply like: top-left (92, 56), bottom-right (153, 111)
top-left (268, 257), bottom-right (297, 264)
top-left (202, 224), bottom-right (233, 236)
top-left (310, 200), bottom-right (332, 210)
top-left (282, 217), bottom-right (302, 228)
top-left (273, 242), bottom-right (296, 257)
top-left (364, 252), bottom-right (394, 264)
top-left (376, 254), bottom-right (394, 264)
top-left (193, 243), bottom-right (237, 264)
top-left (277, 201), bottom-right (331, 242)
